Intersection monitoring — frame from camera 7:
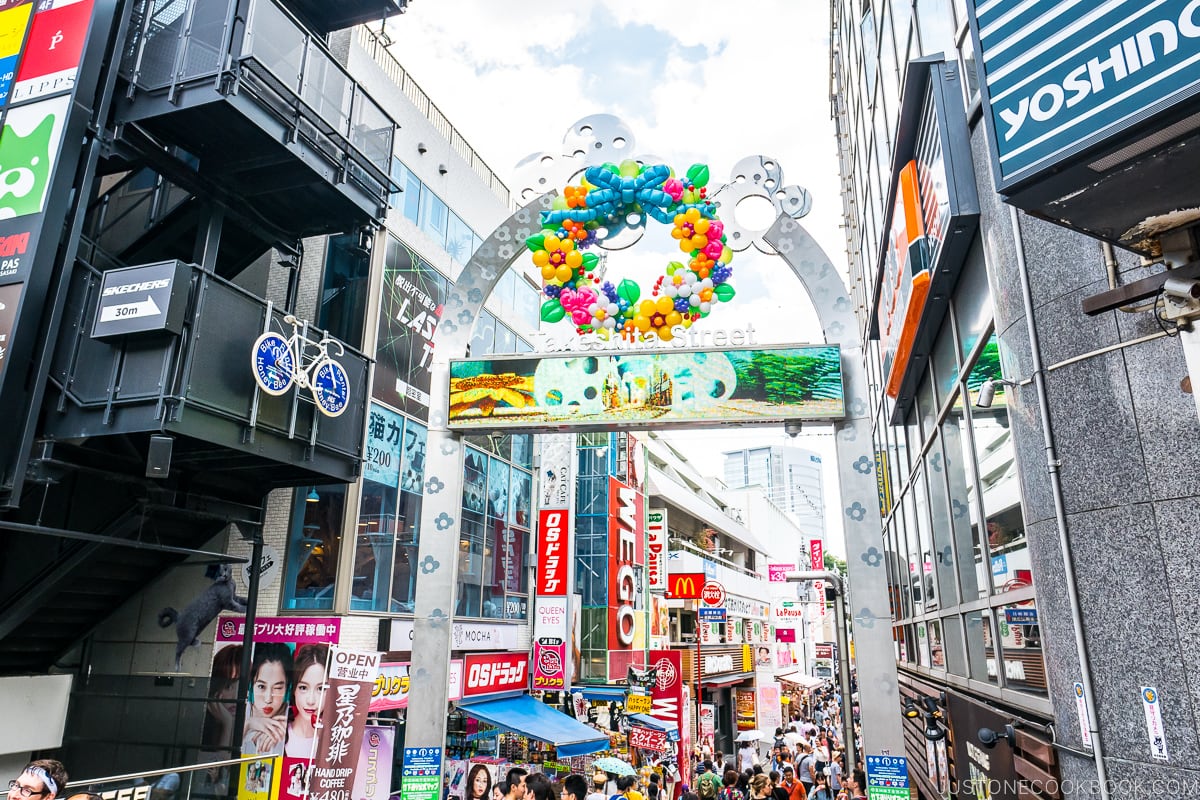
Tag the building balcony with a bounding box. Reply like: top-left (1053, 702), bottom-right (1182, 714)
top-left (116, 0), bottom-right (396, 240)
top-left (286, 0), bottom-right (407, 35)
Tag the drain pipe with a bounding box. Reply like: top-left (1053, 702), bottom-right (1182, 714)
top-left (1009, 205), bottom-right (1110, 799)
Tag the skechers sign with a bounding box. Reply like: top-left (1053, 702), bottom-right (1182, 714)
top-left (970, 0), bottom-right (1200, 189)
top-left (92, 261), bottom-right (190, 339)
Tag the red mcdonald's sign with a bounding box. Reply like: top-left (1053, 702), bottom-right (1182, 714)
top-left (667, 572), bottom-right (705, 600)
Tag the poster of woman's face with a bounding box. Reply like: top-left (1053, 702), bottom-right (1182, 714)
top-left (486, 459), bottom-right (509, 521)
top-left (510, 470), bottom-right (530, 528)
top-left (463, 449), bottom-right (486, 514)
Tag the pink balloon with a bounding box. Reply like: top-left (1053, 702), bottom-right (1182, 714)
top-left (704, 240), bottom-right (724, 260)
top-left (571, 309), bottom-right (591, 325)
top-left (708, 220), bottom-right (724, 239)
top-left (663, 178), bottom-right (684, 201)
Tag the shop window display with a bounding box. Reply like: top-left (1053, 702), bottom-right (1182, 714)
top-left (282, 484), bottom-right (346, 610)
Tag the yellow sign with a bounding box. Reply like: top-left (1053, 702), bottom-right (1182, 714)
top-left (626, 693), bottom-right (653, 713)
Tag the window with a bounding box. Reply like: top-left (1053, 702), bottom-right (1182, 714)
top-left (282, 484), bottom-right (346, 610)
top-left (446, 210), bottom-right (475, 265)
top-left (861, 4), bottom-right (877, 100)
top-left (320, 234), bottom-right (370, 349)
top-left (390, 159), bottom-right (421, 223)
top-left (418, 184), bottom-right (449, 245)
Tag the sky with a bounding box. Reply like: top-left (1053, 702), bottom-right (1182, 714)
top-left (384, 2), bottom-right (849, 555)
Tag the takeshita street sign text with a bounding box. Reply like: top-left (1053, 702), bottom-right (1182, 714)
top-left (446, 344), bottom-right (845, 432)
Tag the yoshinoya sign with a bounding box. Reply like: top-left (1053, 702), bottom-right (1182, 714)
top-left (969, 0), bottom-right (1200, 191)
top-left (92, 260), bottom-right (190, 339)
top-left (646, 508), bottom-right (667, 592)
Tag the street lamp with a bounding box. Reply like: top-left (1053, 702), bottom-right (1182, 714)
top-left (786, 570), bottom-right (856, 775)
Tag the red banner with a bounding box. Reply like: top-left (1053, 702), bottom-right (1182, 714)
top-left (809, 539), bottom-right (823, 570)
top-left (310, 647), bottom-right (381, 800)
top-left (463, 652), bottom-right (528, 697)
top-left (648, 649), bottom-right (686, 770)
top-left (537, 508), bottom-right (569, 596)
top-left (629, 726), bottom-right (669, 752)
top-left (609, 477), bottom-right (643, 650)
top-left (666, 572), bottom-right (705, 600)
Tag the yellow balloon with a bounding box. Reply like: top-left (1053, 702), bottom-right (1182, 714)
top-left (555, 265), bottom-right (573, 283)
top-left (544, 235), bottom-right (561, 251)
top-left (694, 218), bottom-right (711, 234)
top-left (691, 234), bottom-right (707, 250)
top-left (534, 250), bottom-right (551, 267)
top-left (634, 315), bottom-right (652, 332)
top-left (639, 299), bottom-right (656, 316)
top-left (670, 227), bottom-right (684, 239)
top-left (666, 311), bottom-right (682, 326)
top-left (541, 264), bottom-right (556, 280)
top-left (685, 207), bottom-right (701, 223)
top-left (655, 296), bottom-right (674, 315)
top-left (561, 237), bottom-right (575, 252)
top-left (719, 246), bottom-right (733, 264)
top-left (674, 214), bottom-right (686, 226)
top-left (658, 326), bottom-right (674, 341)
top-left (679, 239), bottom-right (694, 254)
top-left (566, 250), bottom-right (583, 268)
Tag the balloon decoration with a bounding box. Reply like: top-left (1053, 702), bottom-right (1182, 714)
top-left (529, 161), bottom-right (735, 341)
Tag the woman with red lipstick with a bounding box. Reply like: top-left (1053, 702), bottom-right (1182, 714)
top-left (242, 642), bottom-right (293, 755)
top-left (285, 643), bottom-right (329, 758)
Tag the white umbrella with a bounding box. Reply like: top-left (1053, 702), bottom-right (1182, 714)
top-left (736, 730), bottom-right (764, 742)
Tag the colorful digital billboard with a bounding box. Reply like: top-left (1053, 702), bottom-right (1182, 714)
top-left (446, 344), bottom-right (844, 431)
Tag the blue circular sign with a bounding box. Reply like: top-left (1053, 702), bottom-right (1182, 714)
top-left (252, 332), bottom-right (295, 395)
top-left (312, 358), bottom-right (350, 417)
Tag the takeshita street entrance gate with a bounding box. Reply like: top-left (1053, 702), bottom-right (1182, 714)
top-left (403, 124), bottom-right (903, 763)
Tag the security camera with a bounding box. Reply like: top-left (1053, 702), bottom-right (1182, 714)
top-left (1162, 276), bottom-right (1200, 301)
top-left (975, 379), bottom-right (998, 410)
top-left (784, 420), bottom-right (803, 438)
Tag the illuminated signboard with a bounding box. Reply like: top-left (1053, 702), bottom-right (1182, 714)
top-left (608, 476), bottom-right (643, 650)
top-left (869, 57), bottom-right (979, 422)
top-left (447, 344), bottom-right (844, 431)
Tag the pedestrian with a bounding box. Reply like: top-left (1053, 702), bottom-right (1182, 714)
top-left (506, 768), bottom-right (529, 800)
top-left (719, 771), bottom-right (743, 800)
top-left (564, 775), bottom-right (590, 800)
top-left (713, 753), bottom-right (727, 775)
top-left (586, 772), bottom-right (607, 800)
top-left (8, 761), bottom-right (68, 800)
top-left (617, 775), bottom-right (643, 800)
top-left (526, 774), bottom-right (554, 800)
top-left (808, 776), bottom-right (833, 800)
top-left (695, 764), bottom-right (721, 800)
top-left (777, 767), bottom-right (805, 800)
top-left (737, 741), bottom-right (758, 772)
top-left (827, 755), bottom-right (842, 794)
top-left (795, 745), bottom-right (817, 798)
top-left (646, 774), bottom-right (661, 800)
top-left (748, 775), bottom-right (772, 800)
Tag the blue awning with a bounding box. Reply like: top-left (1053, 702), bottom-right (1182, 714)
top-left (457, 694), bottom-right (610, 757)
top-left (570, 684), bottom-right (628, 701)
top-left (628, 713), bottom-right (680, 742)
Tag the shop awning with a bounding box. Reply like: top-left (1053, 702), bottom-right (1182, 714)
top-left (777, 671), bottom-right (827, 689)
top-left (628, 713), bottom-right (680, 742)
top-left (570, 684), bottom-right (628, 701)
top-left (703, 672), bottom-right (755, 687)
top-left (457, 694), bottom-right (610, 757)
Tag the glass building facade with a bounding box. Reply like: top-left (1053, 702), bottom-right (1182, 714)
top-left (832, 0), bottom-right (1048, 714)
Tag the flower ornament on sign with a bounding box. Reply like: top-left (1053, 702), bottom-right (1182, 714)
top-left (530, 161), bottom-right (736, 342)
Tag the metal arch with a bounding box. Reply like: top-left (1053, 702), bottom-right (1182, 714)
top-left (765, 213), bottom-right (904, 758)
top-left (405, 193), bottom-right (555, 749)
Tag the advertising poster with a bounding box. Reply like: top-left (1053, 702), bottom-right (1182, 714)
top-left (648, 649), bottom-right (686, 770)
top-left (531, 637), bottom-right (566, 690)
top-left (370, 660), bottom-right (463, 712)
top-left (0, 94), bottom-right (71, 223)
top-left (735, 688), bottom-right (757, 731)
top-left (311, 647), bottom-right (382, 800)
top-left (756, 683), bottom-right (782, 734)
top-left (208, 616), bottom-right (341, 800)
top-left (373, 237), bottom-right (447, 420)
top-left (767, 564), bottom-right (794, 582)
top-left (12, 0), bottom-right (94, 103)
top-left (533, 433), bottom-right (573, 689)
top-left (0, 3), bottom-right (32, 105)
top-left (448, 346), bottom-right (845, 430)
top-left (364, 403), bottom-right (404, 487)
top-left (351, 725), bottom-right (395, 800)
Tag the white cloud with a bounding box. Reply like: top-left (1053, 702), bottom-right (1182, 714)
top-left (384, 0), bottom-right (849, 554)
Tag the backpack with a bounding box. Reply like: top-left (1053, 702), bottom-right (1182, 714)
top-left (697, 774), bottom-right (720, 800)
top-left (719, 788), bottom-right (744, 800)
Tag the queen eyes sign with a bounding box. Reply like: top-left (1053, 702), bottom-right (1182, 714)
top-left (446, 344), bottom-right (845, 432)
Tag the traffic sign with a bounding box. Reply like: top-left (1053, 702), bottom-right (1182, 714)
top-left (700, 580), bottom-right (725, 607)
top-left (698, 607), bottom-right (727, 622)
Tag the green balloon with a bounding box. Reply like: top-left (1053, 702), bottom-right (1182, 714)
top-left (582, 252), bottom-right (600, 270)
top-left (551, 196), bottom-right (569, 211)
top-left (714, 283), bottom-right (736, 302)
top-left (541, 300), bottom-right (566, 323)
top-left (526, 234), bottom-right (546, 253)
top-left (601, 162), bottom-right (620, 175)
top-left (686, 164), bottom-right (710, 189)
top-left (618, 279), bottom-right (640, 304)
top-left (619, 159), bottom-right (641, 178)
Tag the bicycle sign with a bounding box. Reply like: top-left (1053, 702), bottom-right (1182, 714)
top-left (252, 314), bottom-right (351, 417)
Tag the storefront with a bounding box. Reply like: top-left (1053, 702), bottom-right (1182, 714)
top-left (696, 644), bottom-right (755, 754)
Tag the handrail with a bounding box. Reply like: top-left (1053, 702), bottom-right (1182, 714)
top-left (67, 755), bottom-right (266, 789)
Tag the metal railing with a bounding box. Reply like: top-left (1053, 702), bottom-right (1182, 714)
top-left (355, 25), bottom-right (512, 208)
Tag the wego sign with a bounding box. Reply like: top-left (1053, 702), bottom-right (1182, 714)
top-left (609, 477), bottom-right (644, 648)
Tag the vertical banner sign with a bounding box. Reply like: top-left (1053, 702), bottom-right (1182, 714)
top-left (648, 649), bottom-right (686, 772)
top-left (352, 726), bottom-right (394, 800)
top-left (756, 683), bottom-right (782, 733)
top-left (809, 539), bottom-right (825, 617)
top-left (364, 403), bottom-right (403, 487)
top-left (1141, 687), bottom-right (1168, 762)
top-left (310, 647), bottom-right (382, 800)
top-left (735, 688), bottom-right (757, 731)
top-left (699, 704), bottom-right (715, 740)
top-left (646, 508), bottom-right (667, 592)
top-left (533, 432), bottom-right (573, 689)
top-left (1072, 682), bottom-right (1092, 749)
top-left (609, 476), bottom-right (644, 652)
